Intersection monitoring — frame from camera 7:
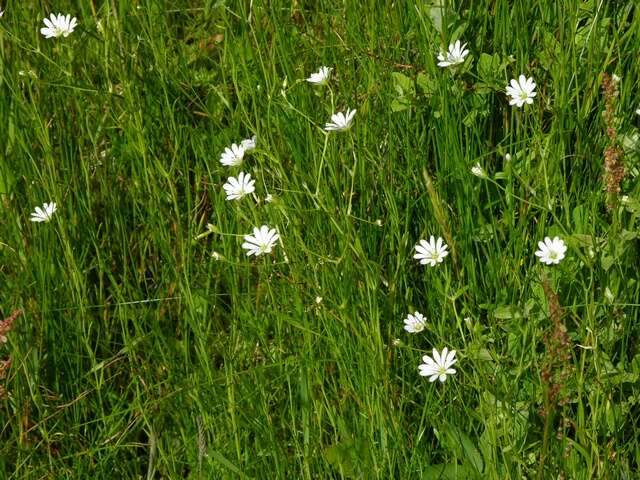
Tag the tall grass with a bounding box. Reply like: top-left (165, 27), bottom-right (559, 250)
top-left (1, 1), bottom-right (639, 478)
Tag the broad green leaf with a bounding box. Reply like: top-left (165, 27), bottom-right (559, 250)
top-left (417, 72), bottom-right (436, 96)
top-left (477, 53), bottom-right (501, 82)
top-left (425, 0), bottom-right (446, 33)
top-left (324, 437), bottom-right (371, 478)
top-left (391, 72), bottom-right (415, 97)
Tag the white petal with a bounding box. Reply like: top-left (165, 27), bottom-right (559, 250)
top-left (445, 350), bottom-right (457, 366)
top-left (432, 348), bottom-right (442, 365)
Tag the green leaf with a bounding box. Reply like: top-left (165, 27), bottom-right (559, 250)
top-left (209, 449), bottom-right (252, 479)
top-left (391, 98), bottom-right (410, 112)
top-left (434, 426), bottom-right (483, 474)
top-left (391, 72), bottom-right (415, 97)
top-left (424, 0), bottom-right (446, 33)
top-left (477, 53), bottom-right (501, 82)
top-left (391, 72), bottom-right (415, 112)
top-left (452, 429), bottom-right (484, 473)
top-left (417, 72), bottom-right (436, 96)
top-left (324, 437), bottom-right (371, 478)
top-left (493, 305), bottom-right (522, 320)
top-left (0, 167), bottom-right (12, 195)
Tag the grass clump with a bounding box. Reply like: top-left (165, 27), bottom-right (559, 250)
top-left (1, 1), bottom-right (640, 478)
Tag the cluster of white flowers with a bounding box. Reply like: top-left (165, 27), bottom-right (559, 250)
top-left (406, 235), bottom-right (457, 382)
top-left (25, 11), bottom-right (79, 222)
top-left (305, 65), bottom-right (357, 132)
top-left (405, 215), bottom-right (567, 384)
top-left (230, 65), bottom-right (357, 256)
top-left (219, 135), bottom-right (256, 168)
top-left (437, 40), bottom-right (537, 108)
top-left (26, 17), bottom-right (570, 390)
top-left (206, 64), bottom-right (354, 258)
top-left (216, 134), bottom-right (280, 256)
top-left (433, 39), bottom-right (565, 270)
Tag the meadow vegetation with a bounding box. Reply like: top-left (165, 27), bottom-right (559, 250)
top-left (1, 1), bottom-right (640, 478)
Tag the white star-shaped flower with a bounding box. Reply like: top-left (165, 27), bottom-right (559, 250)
top-left (324, 109), bottom-right (356, 132)
top-left (403, 311), bottom-right (427, 333)
top-left (418, 347), bottom-right (457, 382)
top-left (471, 163), bottom-right (487, 178)
top-left (437, 40), bottom-right (469, 67)
top-left (240, 135), bottom-right (257, 152)
top-left (413, 236), bottom-right (449, 267)
top-left (242, 225), bottom-right (280, 257)
top-left (219, 143), bottom-right (245, 167)
top-left (30, 202), bottom-right (57, 222)
top-left (40, 13), bottom-right (78, 39)
top-left (222, 171), bottom-right (255, 201)
top-left (307, 66), bottom-right (332, 85)
top-left (534, 236), bottom-right (567, 265)
top-left (506, 75), bottom-right (537, 108)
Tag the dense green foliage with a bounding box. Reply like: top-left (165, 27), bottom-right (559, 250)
top-left (1, 1), bottom-right (640, 478)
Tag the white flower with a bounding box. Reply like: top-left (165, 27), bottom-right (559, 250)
top-left (403, 311), bottom-right (427, 333)
top-left (419, 347), bottom-right (457, 382)
top-left (222, 171), bottom-right (255, 201)
top-left (534, 236), bottom-right (567, 265)
top-left (471, 163), bottom-right (487, 178)
top-left (18, 69), bottom-right (37, 79)
top-left (219, 143), bottom-right (245, 167)
top-left (635, 108), bottom-right (640, 116)
top-left (437, 40), bottom-right (469, 67)
top-left (324, 109), bottom-right (356, 132)
top-left (414, 236), bottom-right (449, 267)
top-left (240, 135), bottom-right (257, 152)
top-left (505, 153), bottom-right (512, 162)
top-left (605, 287), bottom-right (615, 304)
top-left (307, 66), bottom-right (332, 85)
top-left (40, 13), bottom-right (78, 39)
top-left (506, 75), bottom-right (537, 108)
top-left (242, 225), bottom-right (280, 257)
top-left (30, 202), bottom-right (57, 222)
top-left (264, 194), bottom-right (274, 203)
top-left (0, 8), bottom-right (4, 18)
